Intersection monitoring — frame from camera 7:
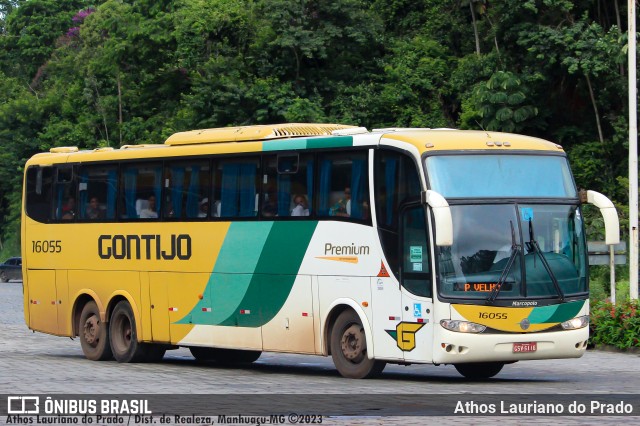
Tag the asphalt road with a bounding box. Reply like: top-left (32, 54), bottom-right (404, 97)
top-left (1, 281), bottom-right (638, 425)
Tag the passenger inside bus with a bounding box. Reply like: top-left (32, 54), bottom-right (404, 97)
top-left (139, 195), bottom-right (158, 218)
top-left (198, 198), bottom-right (209, 218)
top-left (330, 187), bottom-right (351, 217)
top-left (291, 194), bottom-right (309, 216)
top-left (85, 196), bottom-right (104, 220)
top-left (262, 189), bottom-right (278, 217)
top-left (61, 197), bottom-right (76, 220)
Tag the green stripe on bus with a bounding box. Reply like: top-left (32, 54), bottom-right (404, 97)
top-left (543, 300), bottom-right (585, 323)
top-left (527, 300), bottom-right (585, 324)
top-left (306, 136), bottom-right (353, 149)
top-left (176, 221), bottom-right (318, 327)
top-left (175, 222), bottom-right (272, 325)
top-left (217, 221), bottom-right (318, 326)
top-left (263, 139), bottom-right (308, 151)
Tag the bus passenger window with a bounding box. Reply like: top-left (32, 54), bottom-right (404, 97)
top-left (54, 167), bottom-right (75, 221)
top-left (119, 163), bottom-right (162, 219)
top-left (262, 154), bottom-right (313, 218)
top-left (215, 158), bottom-right (259, 218)
top-left (77, 165), bottom-right (117, 221)
top-left (26, 166), bottom-right (54, 223)
top-left (164, 161), bottom-right (211, 219)
top-left (317, 152), bottom-right (369, 221)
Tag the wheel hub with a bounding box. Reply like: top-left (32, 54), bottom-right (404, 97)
top-left (83, 316), bottom-right (99, 346)
top-left (341, 324), bottom-right (364, 361)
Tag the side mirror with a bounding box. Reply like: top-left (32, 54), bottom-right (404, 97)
top-left (585, 190), bottom-right (620, 245)
top-left (422, 190), bottom-right (453, 246)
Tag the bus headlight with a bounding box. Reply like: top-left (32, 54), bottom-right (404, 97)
top-left (561, 315), bottom-right (589, 330)
top-left (440, 319), bottom-right (486, 333)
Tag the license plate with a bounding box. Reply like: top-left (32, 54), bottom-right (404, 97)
top-left (513, 342), bottom-right (537, 353)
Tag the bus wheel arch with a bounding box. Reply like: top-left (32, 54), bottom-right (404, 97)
top-left (326, 305), bottom-right (385, 379)
top-left (323, 301), bottom-right (374, 357)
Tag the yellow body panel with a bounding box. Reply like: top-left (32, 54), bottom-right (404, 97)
top-left (23, 217), bottom-right (230, 341)
top-left (383, 130), bottom-right (562, 154)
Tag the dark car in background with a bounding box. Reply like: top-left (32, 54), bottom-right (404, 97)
top-left (0, 257), bottom-right (22, 282)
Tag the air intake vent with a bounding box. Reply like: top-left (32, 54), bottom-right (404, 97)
top-left (165, 123), bottom-right (358, 145)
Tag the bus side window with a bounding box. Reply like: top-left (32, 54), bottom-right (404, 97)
top-left (262, 154), bottom-right (313, 218)
top-left (317, 151), bottom-right (369, 221)
top-left (54, 166), bottom-right (76, 221)
top-left (77, 165), bottom-right (117, 221)
top-left (119, 163), bottom-right (162, 219)
top-left (164, 160), bottom-right (211, 219)
top-left (216, 157), bottom-right (260, 218)
top-left (26, 166), bottom-right (54, 223)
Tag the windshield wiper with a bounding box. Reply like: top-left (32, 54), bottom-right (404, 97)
top-left (487, 221), bottom-right (520, 304)
top-left (526, 220), bottom-right (565, 301)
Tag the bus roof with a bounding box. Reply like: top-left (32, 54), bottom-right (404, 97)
top-left (164, 123), bottom-right (359, 145)
top-left (26, 124), bottom-right (563, 166)
top-left (379, 128), bottom-right (563, 153)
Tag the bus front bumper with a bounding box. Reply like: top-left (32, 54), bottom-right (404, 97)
top-left (432, 326), bottom-right (589, 364)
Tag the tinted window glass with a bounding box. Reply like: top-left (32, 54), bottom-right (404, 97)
top-left (317, 151), bottom-right (370, 221)
top-left (213, 157), bottom-right (260, 218)
top-left (164, 161), bottom-right (211, 219)
top-left (78, 165), bottom-right (118, 221)
top-left (26, 166), bottom-right (54, 223)
top-left (262, 154), bottom-right (313, 218)
top-left (54, 167), bottom-right (76, 221)
top-left (119, 163), bottom-right (162, 219)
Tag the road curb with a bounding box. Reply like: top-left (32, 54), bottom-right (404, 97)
top-left (593, 344), bottom-right (640, 355)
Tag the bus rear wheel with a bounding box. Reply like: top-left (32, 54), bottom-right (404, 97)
top-left (79, 301), bottom-right (113, 361)
top-left (454, 362), bottom-right (504, 379)
top-left (110, 300), bottom-right (161, 363)
top-left (330, 310), bottom-right (386, 379)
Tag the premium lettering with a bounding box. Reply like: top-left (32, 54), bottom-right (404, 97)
top-left (98, 234), bottom-right (191, 260)
top-left (324, 243), bottom-right (370, 256)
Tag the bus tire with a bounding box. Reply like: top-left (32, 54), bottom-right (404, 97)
top-left (330, 309), bottom-right (386, 379)
top-left (79, 301), bottom-right (113, 361)
top-left (454, 362), bottom-right (504, 379)
top-left (109, 300), bottom-right (148, 363)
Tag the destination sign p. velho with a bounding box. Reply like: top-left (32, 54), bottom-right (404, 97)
top-left (453, 282), bottom-right (513, 292)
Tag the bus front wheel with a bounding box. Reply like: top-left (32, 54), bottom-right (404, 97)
top-left (330, 310), bottom-right (385, 379)
top-left (454, 362), bottom-right (504, 379)
top-left (109, 300), bottom-right (163, 363)
top-left (79, 301), bottom-right (113, 361)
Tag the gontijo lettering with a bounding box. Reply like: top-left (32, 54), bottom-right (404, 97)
top-left (98, 234), bottom-right (191, 260)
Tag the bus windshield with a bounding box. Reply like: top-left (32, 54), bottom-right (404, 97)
top-left (425, 154), bottom-right (577, 198)
top-left (437, 204), bottom-right (587, 300)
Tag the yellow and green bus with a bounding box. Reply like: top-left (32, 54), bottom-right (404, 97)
top-left (22, 123), bottom-right (619, 379)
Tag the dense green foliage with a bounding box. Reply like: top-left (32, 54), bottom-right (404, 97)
top-left (0, 0), bottom-right (637, 257)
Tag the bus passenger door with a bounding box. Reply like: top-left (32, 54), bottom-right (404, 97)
top-left (399, 204), bottom-right (434, 363)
